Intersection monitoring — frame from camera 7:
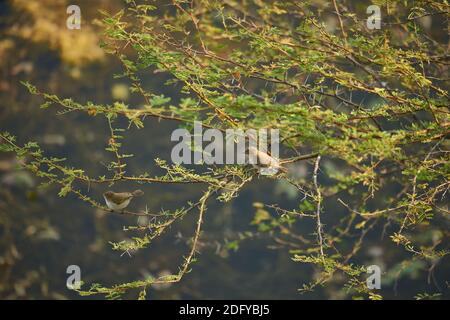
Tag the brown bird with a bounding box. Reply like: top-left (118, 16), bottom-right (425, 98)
top-left (247, 146), bottom-right (287, 175)
top-left (103, 190), bottom-right (144, 211)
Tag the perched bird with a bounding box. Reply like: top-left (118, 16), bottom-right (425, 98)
top-left (103, 189), bottom-right (144, 211)
top-left (247, 146), bottom-right (287, 175)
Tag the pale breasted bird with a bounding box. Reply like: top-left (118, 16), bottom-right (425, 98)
top-left (103, 189), bottom-right (144, 211)
top-left (247, 146), bottom-right (287, 175)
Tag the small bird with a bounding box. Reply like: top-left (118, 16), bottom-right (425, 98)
top-left (103, 189), bottom-right (144, 211)
top-left (247, 146), bottom-right (287, 175)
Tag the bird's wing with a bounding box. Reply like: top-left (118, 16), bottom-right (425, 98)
top-left (109, 192), bottom-right (133, 204)
top-left (256, 150), bottom-right (275, 166)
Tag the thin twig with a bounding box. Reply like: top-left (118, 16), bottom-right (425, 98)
top-left (332, 0), bottom-right (347, 45)
top-left (313, 155), bottom-right (325, 260)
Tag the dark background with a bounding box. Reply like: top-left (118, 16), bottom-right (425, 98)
top-left (0, 0), bottom-right (448, 299)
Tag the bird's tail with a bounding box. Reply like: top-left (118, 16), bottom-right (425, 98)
top-left (278, 165), bottom-right (288, 174)
top-left (132, 189), bottom-right (144, 197)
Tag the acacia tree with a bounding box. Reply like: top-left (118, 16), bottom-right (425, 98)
top-left (1, 0), bottom-right (448, 299)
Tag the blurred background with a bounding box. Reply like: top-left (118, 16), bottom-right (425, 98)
top-left (0, 0), bottom-right (448, 299)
